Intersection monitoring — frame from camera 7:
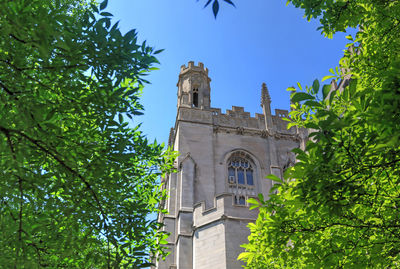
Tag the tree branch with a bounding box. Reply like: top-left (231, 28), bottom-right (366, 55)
top-left (0, 126), bottom-right (109, 235)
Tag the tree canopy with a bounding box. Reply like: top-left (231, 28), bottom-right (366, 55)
top-left (0, 0), bottom-right (174, 267)
top-left (238, 0), bottom-right (400, 268)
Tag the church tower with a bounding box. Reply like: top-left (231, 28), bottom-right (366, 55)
top-left (155, 62), bottom-right (307, 269)
top-left (176, 61), bottom-right (211, 109)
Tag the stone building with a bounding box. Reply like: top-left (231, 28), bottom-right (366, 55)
top-left (155, 62), bottom-right (307, 269)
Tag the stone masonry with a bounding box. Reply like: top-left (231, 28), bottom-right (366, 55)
top-left (154, 62), bottom-right (307, 269)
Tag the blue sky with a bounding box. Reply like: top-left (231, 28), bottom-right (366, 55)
top-left (106, 0), bottom-right (352, 145)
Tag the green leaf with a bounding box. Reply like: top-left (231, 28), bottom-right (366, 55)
top-left (204, 0), bottom-right (213, 8)
top-left (322, 75), bottom-right (336, 82)
top-left (154, 49), bottom-right (164, 54)
top-left (238, 252), bottom-right (254, 261)
top-left (291, 147), bottom-right (304, 156)
top-left (291, 92), bottom-right (314, 103)
top-left (304, 100), bottom-right (322, 107)
top-left (90, 3), bottom-right (99, 13)
top-left (296, 82), bottom-right (303, 90)
top-left (345, 35), bottom-right (353, 41)
top-left (99, 0), bottom-right (108, 10)
top-left (223, 0), bottom-right (236, 7)
top-left (322, 84), bottom-right (331, 100)
top-left (159, 239), bottom-right (168, 244)
top-left (125, 29), bottom-right (136, 40)
top-left (329, 88), bottom-right (337, 104)
top-left (212, 0), bottom-right (219, 18)
top-left (305, 122), bottom-right (319, 129)
top-left (100, 12), bottom-right (113, 17)
top-left (266, 174), bottom-right (283, 183)
top-left (312, 79), bottom-right (320, 94)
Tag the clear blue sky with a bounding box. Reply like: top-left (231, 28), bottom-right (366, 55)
top-left (106, 0), bottom-right (352, 145)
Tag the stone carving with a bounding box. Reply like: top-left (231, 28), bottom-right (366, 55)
top-left (236, 127), bottom-right (244, 135)
top-left (260, 130), bottom-right (269, 138)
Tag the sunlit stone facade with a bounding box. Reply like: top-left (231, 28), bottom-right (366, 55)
top-left (154, 62), bottom-right (307, 269)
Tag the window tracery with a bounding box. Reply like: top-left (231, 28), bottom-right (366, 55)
top-left (227, 151), bottom-right (256, 205)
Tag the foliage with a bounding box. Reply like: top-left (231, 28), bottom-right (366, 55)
top-left (198, 0), bottom-right (235, 18)
top-left (0, 0), bottom-right (174, 267)
top-left (239, 0), bottom-right (400, 268)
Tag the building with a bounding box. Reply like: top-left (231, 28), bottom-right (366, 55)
top-left (155, 62), bottom-right (307, 269)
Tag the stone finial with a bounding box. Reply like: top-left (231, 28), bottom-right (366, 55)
top-left (260, 83), bottom-right (271, 106)
top-left (168, 127), bottom-right (174, 147)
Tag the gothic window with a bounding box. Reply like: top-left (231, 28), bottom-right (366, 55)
top-left (192, 88), bottom-right (199, 107)
top-left (227, 151), bottom-right (256, 205)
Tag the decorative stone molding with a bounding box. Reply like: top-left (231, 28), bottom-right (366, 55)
top-left (273, 132), bottom-right (301, 142)
top-left (213, 124), bottom-right (220, 133)
top-left (210, 124), bottom-right (300, 141)
top-left (179, 152), bottom-right (196, 171)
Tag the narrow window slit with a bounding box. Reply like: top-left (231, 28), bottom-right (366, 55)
top-left (193, 88), bottom-right (199, 107)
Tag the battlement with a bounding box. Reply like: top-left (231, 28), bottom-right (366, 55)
top-left (274, 109), bottom-right (289, 118)
top-left (193, 193), bottom-right (258, 229)
top-left (211, 106), bottom-right (289, 121)
top-left (180, 61), bottom-right (209, 76)
top-left (210, 106), bottom-right (260, 120)
top-left (177, 106), bottom-right (297, 138)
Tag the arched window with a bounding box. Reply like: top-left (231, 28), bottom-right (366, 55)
top-left (227, 151), bottom-right (256, 205)
top-left (192, 88), bottom-right (199, 107)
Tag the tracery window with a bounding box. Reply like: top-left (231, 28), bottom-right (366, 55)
top-left (227, 151), bottom-right (256, 205)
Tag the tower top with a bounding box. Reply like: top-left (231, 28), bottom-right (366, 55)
top-left (176, 61), bottom-right (211, 109)
top-left (180, 61), bottom-right (209, 76)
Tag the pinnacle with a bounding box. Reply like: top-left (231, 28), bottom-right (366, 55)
top-left (260, 83), bottom-right (271, 106)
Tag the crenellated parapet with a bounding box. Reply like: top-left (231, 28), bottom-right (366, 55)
top-left (176, 105), bottom-right (298, 139)
top-left (179, 61), bottom-right (209, 76)
top-left (193, 193), bottom-right (258, 230)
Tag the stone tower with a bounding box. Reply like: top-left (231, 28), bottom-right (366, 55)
top-left (155, 62), bottom-right (307, 269)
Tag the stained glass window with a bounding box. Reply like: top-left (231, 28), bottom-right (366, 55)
top-left (246, 170), bottom-right (253, 185)
top-left (237, 168), bottom-right (245, 184)
top-left (227, 151), bottom-right (256, 206)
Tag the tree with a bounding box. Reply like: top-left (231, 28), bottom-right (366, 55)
top-left (0, 0), bottom-right (174, 267)
top-left (237, 0), bottom-right (400, 268)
